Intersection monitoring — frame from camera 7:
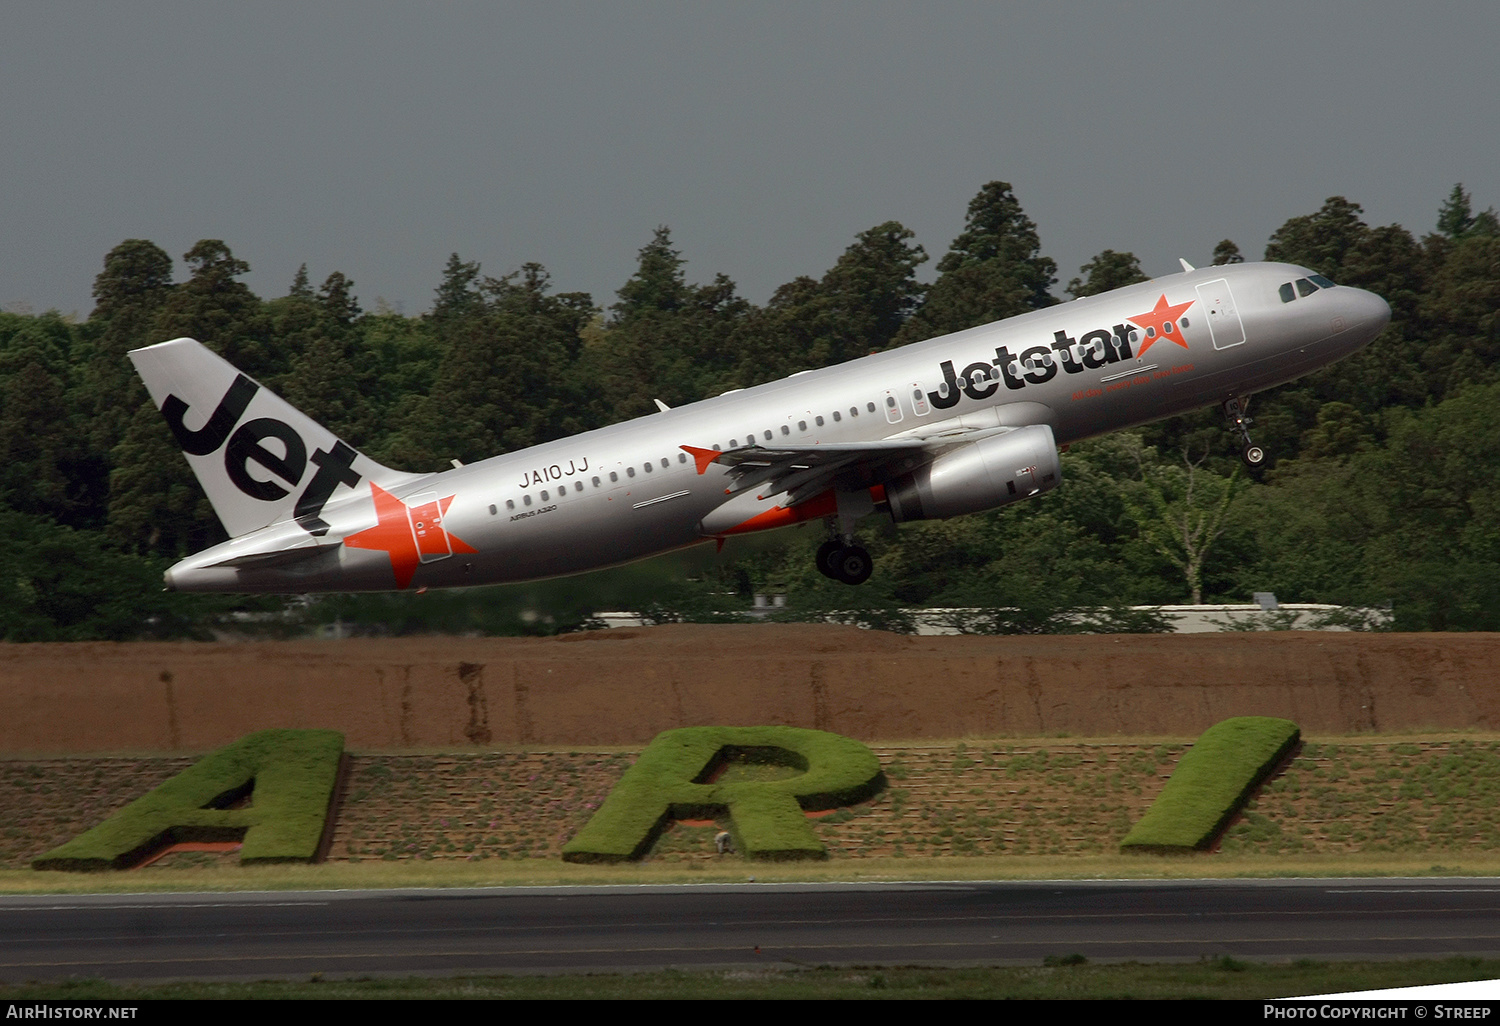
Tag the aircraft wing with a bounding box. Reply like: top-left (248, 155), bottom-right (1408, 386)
top-left (682, 429), bottom-right (1010, 508)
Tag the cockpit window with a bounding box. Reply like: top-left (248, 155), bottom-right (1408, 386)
top-left (1279, 283), bottom-right (1296, 303)
top-left (1295, 277), bottom-right (1318, 297)
top-left (1308, 273), bottom-right (1336, 289)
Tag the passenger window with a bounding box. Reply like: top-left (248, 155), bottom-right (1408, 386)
top-left (489, 504), bottom-right (497, 515)
top-left (1129, 330), bottom-right (1140, 343)
top-left (1280, 282), bottom-right (1296, 303)
top-left (746, 435), bottom-right (754, 446)
top-left (832, 411), bottom-right (841, 422)
top-left (627, 467), bottom-right (635, 478)
top-left (574, 481), bottom-right (583, 492)
top-left (763, 430), bottom-right (772, 441)
top-left (661, 458), bottom-right (669, 468)
top-left (1309, 274), bottom-right (1336, 288)
top-left (799, 420), bottom-right (807, 431)
top-left (591, 476), bottom-right (600, 487)
top-left (541, 489), bottom-right (549, 500)
top-left (643, 462), bottom-right (652, 473)
top-left (937, 381), bottom-right (950, 397)
top-left (524, 494), bottom-right (532, 506)
top-left (850, 407), bottom-right (858, 417)
top-left (867, 402), bottom-right (876, 413)
top-left (886, 395), bottom-right (897, 408)
top-left (1180, 316), bottom-right (1190, 328)
top-left (609, 471), bottom-right (619, 482)
top-left (712, 443), bottom-right (721, 451)
top-left (678, 453), bottom-right (687, 463)
top-left (1296, 278), bottom-right (1317, 297)
top-left (780, 425), bottom-right (790, 436)
top-left (506, 499), bottom-right (515, 510)
top-left (816, 416), bottom-right (825, 426)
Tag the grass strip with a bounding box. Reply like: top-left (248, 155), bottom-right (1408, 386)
top-left (5, 957), bottom-right (1499, 1000)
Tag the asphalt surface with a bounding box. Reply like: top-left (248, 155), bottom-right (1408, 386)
top-left (3, 879), bottom-right (1500, 981)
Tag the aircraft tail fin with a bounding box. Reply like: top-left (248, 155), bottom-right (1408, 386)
top-left (129, 337), bottom-right (418, 538)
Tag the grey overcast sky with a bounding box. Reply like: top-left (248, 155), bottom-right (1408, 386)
top-left (2, 1), bottom-right (1497, 318)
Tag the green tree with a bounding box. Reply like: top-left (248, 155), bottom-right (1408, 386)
top-left (591, 228), bottom-right (748, 413)
top-left (1212, 239), bottom-right (1244, 265)
top-left (0, 317), bottom-right (79, 521)
top-left (732, 221), bottom-right (926, 383)
top-left (288, 263), bottom-right (313, 298)
top-left (1066, 249), bottom-right (1146, 299)
top-left (1436, 184), bottom-right (1499, 240)
top-left (392, 263), bottom-right (597, 468)
top-left (894, 181), bottom-right (1057, 344)
top-left (431, 253), bottom-right (483, 323)
top-left (273, 272), bottom-right (378, 448)
top-left (0, 511), bottom-right (200, 641)
top-left (74, 240), bottom-right (178, 525)
top-left (1126, 445), bottom-right (1242, 605)
top-left (316, 271), bottom-right (362, 324)
top-left (1264, 196), bottom-right (1369, 277)
top-left (153, 240), bottom-right (273, 379)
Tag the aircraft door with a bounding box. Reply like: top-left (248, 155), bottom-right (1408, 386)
top-left (406, 492), bottom-right (454, 563)
top-left (1195, 278), bottom-right (1247, 350)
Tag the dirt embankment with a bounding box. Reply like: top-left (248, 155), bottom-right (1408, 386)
top-left (0, 625), bottom-right (1495, 754)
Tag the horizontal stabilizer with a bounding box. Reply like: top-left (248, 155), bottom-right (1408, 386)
top-left (207, 542), bottom-right (342, 570)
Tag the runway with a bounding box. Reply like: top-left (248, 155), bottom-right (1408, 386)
top-left (3, 878), bottom-right (1500, 981)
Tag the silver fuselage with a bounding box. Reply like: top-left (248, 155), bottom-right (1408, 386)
top-left (165, 261), bottom-right (1391, 592)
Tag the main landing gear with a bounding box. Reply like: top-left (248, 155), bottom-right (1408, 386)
top-left (816, 536), bottom-right (873, 586)
top-left (1223, 396), bottom-right (1267, 471)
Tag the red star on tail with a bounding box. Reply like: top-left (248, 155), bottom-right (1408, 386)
top-left (1128, 294), bottom-right (1195, 357)
top-left (343, 483), bottom-right (476, 589)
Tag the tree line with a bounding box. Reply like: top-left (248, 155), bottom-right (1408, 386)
top-left (1, 182), bottom-right (1497, 639)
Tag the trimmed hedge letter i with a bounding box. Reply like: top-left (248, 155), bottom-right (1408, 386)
top-left (562, 726), bottom-right (884, 862)
top-left (1120, 716), bottom-right (1300, 853)
top-left (34, 729), bottom-right (344, 871)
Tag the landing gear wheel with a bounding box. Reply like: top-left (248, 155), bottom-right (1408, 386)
top-left (831, 545), bottom-right (873, 586)
top-left (815, 538), bottom-right (842, 579)
top-left (1223, 396), bottom-right (1267, 471)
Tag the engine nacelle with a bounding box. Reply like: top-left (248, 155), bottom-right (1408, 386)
top-left (885, 424), bottom-right (1061, 523)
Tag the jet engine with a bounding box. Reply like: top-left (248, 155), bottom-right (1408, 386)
top-left (885, 424), bottom-right (1060, 523)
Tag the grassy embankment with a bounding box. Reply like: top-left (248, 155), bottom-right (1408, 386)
top-left (7, 733), bottom-right (1500, 891)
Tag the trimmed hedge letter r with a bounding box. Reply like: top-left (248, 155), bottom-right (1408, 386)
top-left (562, 726), bottom-right (883, 862)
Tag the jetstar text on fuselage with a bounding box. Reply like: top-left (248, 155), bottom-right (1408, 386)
top-left (925, 293), bottom-right (1195, 407)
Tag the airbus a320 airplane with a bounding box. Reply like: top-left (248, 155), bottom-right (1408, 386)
top-left (130, 261), bottom-right (1389, 592)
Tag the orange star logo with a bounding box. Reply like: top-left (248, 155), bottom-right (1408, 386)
top-left (1128, 294), bottom-right (1195, 357)
top-left (343, 483), bottom-right (476, 589)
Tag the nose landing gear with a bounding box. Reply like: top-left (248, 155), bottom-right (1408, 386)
top-left (1223, 396), bottom-right (1267, 470)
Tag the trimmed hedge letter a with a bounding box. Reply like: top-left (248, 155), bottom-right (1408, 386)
top-left (562, 726), bottom-right (883, 862)
top-left (33, 729), bottom-right (344, 871)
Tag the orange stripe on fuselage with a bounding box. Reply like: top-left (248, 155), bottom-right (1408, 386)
top-left (717, 485), bottom-right (888, 537)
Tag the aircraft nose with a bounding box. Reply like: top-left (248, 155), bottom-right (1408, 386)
top-left (1346, 287), bottom-right (1391, 337)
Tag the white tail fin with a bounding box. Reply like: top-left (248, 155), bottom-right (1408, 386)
top-left (129, 337), bottom-right (417, 538)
